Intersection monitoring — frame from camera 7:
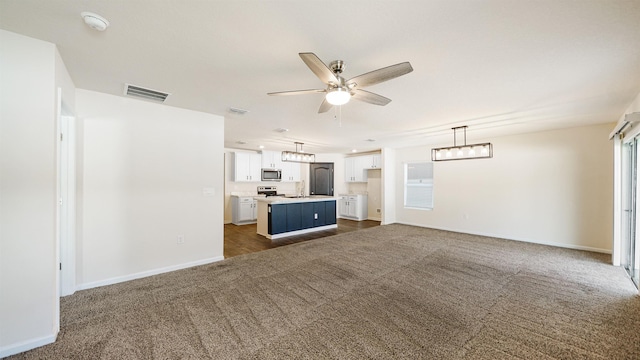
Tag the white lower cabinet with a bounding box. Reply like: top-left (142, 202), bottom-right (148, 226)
top-left (232, 196), bottom-right (258, 225)
top-left (338, 194), bottom-right (368, 221)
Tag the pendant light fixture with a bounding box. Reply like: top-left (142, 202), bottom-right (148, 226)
top-left (282, 142), bottom-right (316, 163)
top-left (431, 126), bottom-right (493, 161)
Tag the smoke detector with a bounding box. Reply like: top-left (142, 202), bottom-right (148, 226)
top-left (81, 12), bottom-right (109, 31)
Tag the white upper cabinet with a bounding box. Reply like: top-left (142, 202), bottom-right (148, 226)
top-left (345, 153), bottom-right (382, 182)
top-left (281, 161), bottom-right (301, 182)
top-left (233, 152), bottom-right (262, 182)
top-left (345, 156), bottom-right (368, 182)
top-left (360, 154), bottom-right (382, 169)
top-left (368, 154), bottom-right (382, 169)
top-left (261, 150), bottom-right (282, 169)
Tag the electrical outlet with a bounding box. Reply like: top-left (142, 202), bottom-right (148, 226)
top-left (177, 235), bottom-right (185, 245)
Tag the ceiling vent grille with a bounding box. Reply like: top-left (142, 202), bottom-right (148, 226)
top-left (124, 83), bottom-right (170, 103)
top-left (229, 107), bottom-right (249, 115)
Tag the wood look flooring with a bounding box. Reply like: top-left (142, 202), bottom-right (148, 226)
top-left (224, 218), bottom-right (380, 258)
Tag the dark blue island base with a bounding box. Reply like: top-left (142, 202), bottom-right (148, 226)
top-left (256, 198), bottom-right (337, 240)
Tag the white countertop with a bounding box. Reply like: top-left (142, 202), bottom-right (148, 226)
top-left (230, 192), bottom-right (262, 197)
top-left (254, 195), bottom-right (337, 204)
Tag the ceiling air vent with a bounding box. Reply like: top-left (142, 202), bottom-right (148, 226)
top-left (124, 83), bottom-right (170, 103)
top-left (229, 107), bottom-right (249, 115)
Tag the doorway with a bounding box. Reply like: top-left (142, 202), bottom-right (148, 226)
top-left (58, 113), bottom-right (76, 297)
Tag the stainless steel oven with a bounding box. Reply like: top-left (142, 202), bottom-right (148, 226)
top-left (261, 169), bottom-right (282, 181)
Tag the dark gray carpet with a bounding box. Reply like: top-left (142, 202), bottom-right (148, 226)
top-left (10, 224), bottom-right (640, 359)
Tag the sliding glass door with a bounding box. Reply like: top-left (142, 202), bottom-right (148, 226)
top-left (622, 138), bottom-right (640, 287)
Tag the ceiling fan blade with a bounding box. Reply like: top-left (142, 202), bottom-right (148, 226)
top-left (347, 62), bottom-right (413, 88)
top-left (267, 89), bottom-right (325, 96)
top-left (351, 89), bottom-right (391, 106)
top-left (318, 98), bottom-right (333, 113)
top-left (299, 52), bottom-right (339, 85)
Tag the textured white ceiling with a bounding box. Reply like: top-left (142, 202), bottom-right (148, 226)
top-left (2, 0), bottom-right (640, 153)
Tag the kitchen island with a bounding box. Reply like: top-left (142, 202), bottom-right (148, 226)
top-left (255, 196), bottom-right (337, 239)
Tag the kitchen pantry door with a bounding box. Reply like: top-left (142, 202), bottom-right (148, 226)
top-left (309, 163), bottom-right (334, 196)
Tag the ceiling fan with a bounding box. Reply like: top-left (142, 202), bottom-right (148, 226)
top-left (268, 52), bottom-right (413, 113)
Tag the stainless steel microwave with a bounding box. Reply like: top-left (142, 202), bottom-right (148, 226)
top-left (261, 169), bottom-right (282, 181)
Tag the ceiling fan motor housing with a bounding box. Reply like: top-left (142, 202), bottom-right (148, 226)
top-left (329, 60), bottom-right (345, 74)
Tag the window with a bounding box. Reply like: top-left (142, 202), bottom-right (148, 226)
top-left (404, 162), bottom-right (434, 209)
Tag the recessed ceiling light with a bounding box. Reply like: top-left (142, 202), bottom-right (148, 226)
top-left (274, 128), bottom-right (289, 133)
top-left (81, 12), bottom-right (109, 31)
top-left (258, 145), bottom-right (264, 149)
top-left (352, 149), bottom-right (358, 153)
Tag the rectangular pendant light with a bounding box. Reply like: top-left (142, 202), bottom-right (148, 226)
top-left (431, 126), bottom-right (493, 161)
top-left (282, 142), bottom-right (316, 163)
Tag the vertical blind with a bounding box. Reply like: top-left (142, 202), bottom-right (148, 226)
top-left (404, 162), bottom-right (434, 209)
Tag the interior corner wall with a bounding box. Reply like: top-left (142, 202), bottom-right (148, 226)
top-left (54, 48), bottom-right (75, 113)
top-left (394, 123), bottom-right (614, 253)
top-left (0, 30), bottom-right (58, 355)
top-left (75, 89), bottom-right (224, 289)
top-left (381, 148), bottom-right (396, 225)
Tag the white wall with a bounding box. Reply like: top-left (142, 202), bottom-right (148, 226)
top-left (0, 30), bottom-right (60, 356)
top-left (55, 49), bottom-right (75, 113)
top-left (75, 90), bottom-right (224, 288)
top-left (395, 123), bottom-right (614, 253)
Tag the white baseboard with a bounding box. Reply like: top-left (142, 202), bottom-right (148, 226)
top-left (395, 222), bottom-right (612, 254)
top-left (76, 256), bottom-right (225, 291)
top-left (0, 332), bottom-right (57, 358)
top-left (267, 224), bottom-right (338, 240)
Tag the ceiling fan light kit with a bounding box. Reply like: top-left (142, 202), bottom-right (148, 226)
top-left (268, 52), bottom-right (413, 113)
top-left (326, 87), bottom-right (351, 105)
top-left (431, 126), bottom-right (493, 161)
top-left (281, 142), bottom-right (316, 163)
